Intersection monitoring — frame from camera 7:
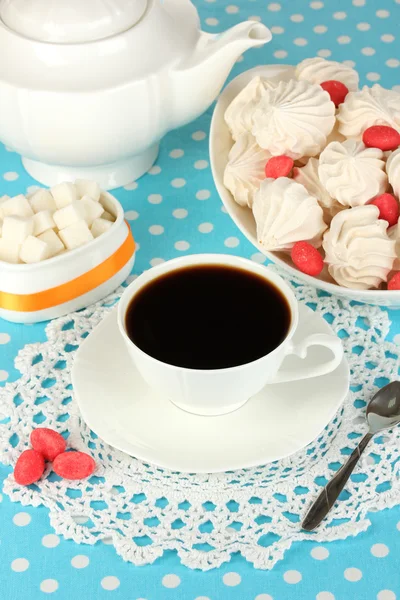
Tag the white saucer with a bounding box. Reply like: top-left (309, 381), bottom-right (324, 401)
top-left (72, 304), bottom-right (349, 473)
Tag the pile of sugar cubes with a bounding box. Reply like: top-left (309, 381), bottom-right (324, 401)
top-left (0, 180), bottom-right (116, 264)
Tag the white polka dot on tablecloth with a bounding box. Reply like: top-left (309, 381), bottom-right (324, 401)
top-left (311, 546), bottom-right (330, 560)
top-left (125, 210), bottom-right (139, 220)
top-left (224, 236), bottom-right (240, 248)
top-left (101, 576), bottom-right (120, 591)
top-left (371, 543), bottom-right (389, 557)
top-left (353, 0), bottom-right (365, 5)
top-left (11, 558), bottom-right (29, 572)
top-left (362, 46), bottom-right (376, 55)
top-left (171, 178), bottom-right (186, 188)
top-left (148, 165), bottom-right (161, 175)
top-left (316, 593), bottom-right (335, 600)
top-left (344, 567), bottom-right (362, 582)
top-left (41, 534), bottom-right (60, 548)
top-left (392, 85), bottom-right (400, 92)
top-left (386, 59), bottom-right (400, 68)
top-left (192, 131), bottom-right (206, 141)
top-left (194, 160), bottom-right (208, 170)
top-left (310, 1), bottom-right (324, 8)
top-left (13, 512), bottom-right (31, 526)
top-left (274, 50), bottom-right (288, 58)
top-left (367, 72), bottom-right (381, 81)
top-left (318, 49), bottom-right (332, 57)
top-left (376, 9), bottom-right (390, 18)
top-left (236, 55), bottom-right (244, 63)
top-left (150, 258), bottom-right (165, 267)
top-left (314, 25), bottom-right (328, 33)
top-left (333, 11), bottom-right (347, 19)
top-left (268, 3), bottom-right (281, 11)
top-left (0, 333), bottom-right (10, 344)
top-left (294, 37), bottom-right (308, 46)
top-left (196, 190), bottom-right (210, 200)
top-left (343, 60), bottom-right (356, 67)
top-left (71, 555), bottom-right (89, 569)
top-left (205, 17), bottom-right (219, 26)
top-left (221, 205), bottom-right (228, 213)
top-left (0, 370), bottom-right (9, 382)
top-left (172, 208), bottom-right (188, 219)
top-left (101, 536), bottom-right (114, 545)
top-left (393, 334), bottom-right (400, 345)
top-left (337, 35), bottom-right (351, 44)
top-left (169, 149), bottom-right (184, 159)
top-left (255, 595), bottom-right (273, 600)
top-left (251, 253), bottom-right (267, 263)
top-left (283, 570), bottom-right (302, 584)
top-left (40, 579), bottom-right (59, 593)
top-left (149, 225), bottom-right (164, 236)
top-left (357, 23), bottom-right (371, 31)
top-left (381, 34), bottom-right (395, 42)
top-left (270, 26), bottom-right (284, 34)
top-left (291, 14), bottom-right (304, 22)
top-left (198, 222), bottom-right (214, 233)
top-left (249, 16), bottom-right (262, 22)
top-left (223, 572), bottom-right (241, 586)
top-left (148, 194), bottom-right (162, 204)
top-left (3, 171), bottom-right (19, 181)
top-left (226, 5), bottom-right (239, 13)
top-left (175, 241), bottom-right (190, 251)
top-left (162, 574), bottom-right (181, 589)
top-left (124, 182), bottom-right (138, 191)
top-left (377, 591), bottom-right (397, 600)
top-left (0, 493), bottom-right (3, 502)
top-left (194, 597), bottom-right (211, 600)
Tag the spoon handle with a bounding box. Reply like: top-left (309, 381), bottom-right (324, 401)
top-left (302, 432), bottom-right (373, 531)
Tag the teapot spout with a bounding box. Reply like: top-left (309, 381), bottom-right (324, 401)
top-left (171, 21), bottom-right (271, 128)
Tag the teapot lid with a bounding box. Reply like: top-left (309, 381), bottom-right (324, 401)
top-left (0, 0), bottom-right (148, 43)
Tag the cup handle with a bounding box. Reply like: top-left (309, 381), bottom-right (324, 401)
top-left (269, 333), bottom-right (344, 384)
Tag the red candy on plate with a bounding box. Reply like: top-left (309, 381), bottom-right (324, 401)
top-left (265, 155), bottom-right (294, 179)
top-left (53, 451), bottom-right (95, 480)
top-left (14, 449), bottom-right (45, 485)
top-left (320, 80), bottom-right (349, 107)
top-left (31, 428), bottom-right (67, 462)
top-left (388, 272), bottom-right (400, 291)
top-left (362, 125), bottom-right (400, 151)
top-left (291, 241), bottom-right (324, 276)
top-left (368, 193), bottom-right (399, 227)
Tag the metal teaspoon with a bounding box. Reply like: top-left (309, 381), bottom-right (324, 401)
top-left (302, 381), bottom-right (400, 531)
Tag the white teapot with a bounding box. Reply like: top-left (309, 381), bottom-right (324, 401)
top-left (0, 0), bottom-right (271, 189)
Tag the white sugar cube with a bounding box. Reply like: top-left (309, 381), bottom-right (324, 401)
top-left (91, 217), bottom-right (113, 238)
top-left (51, 182), bottom-right (78, 209)
top-left (29, 189), bottom-right (57, 214)
top-left (80, 195), bottom-right (104, 226)
top-left (20, 235), bottom-right (50, 264)
top-left (32, 210), bottom-right (56, 236)
top-left (0, 238), bottom-right (20, 263)
top-left (99, 192), bottom-right (117, 218)
top-left (2, 215), bottom-right (34, 243)
top-left (75, 179), bottom-right (101, 202)
top-left (58, 219), bottom-right (93, 250)
top-left (53, 201), bottom-right (85, 230)
top-left (102, 210), bottom-right (115, 222)
top-left (37, 229), bottom-right (65, 257)
top-left (2, 195), bottom-right (34, 218)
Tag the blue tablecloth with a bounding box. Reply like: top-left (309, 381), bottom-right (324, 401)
top-left (1, 0), bottom-right (400, 598)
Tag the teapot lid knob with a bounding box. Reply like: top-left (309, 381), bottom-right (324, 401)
top-left (0, 0), bottom-right (148, 43)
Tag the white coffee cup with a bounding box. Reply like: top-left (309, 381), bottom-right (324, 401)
top-left (117, 254), bottom-right (343, 416)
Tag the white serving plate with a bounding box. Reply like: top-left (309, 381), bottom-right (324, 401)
top-left (72, 304), bottom-right (349, 473)
top-left (0, 192), bottom-right (135, 323)
top-left (210, 64), bottom-right (400, 307)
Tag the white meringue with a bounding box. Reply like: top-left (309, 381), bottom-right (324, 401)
top-left (224, 76), bottom-right (272, 141)
top-left (295, 57), bottom-right (359, 91)
top-left (293, 158), bottom-right (344, 223)
top-left (387, 148), bottom-right (400, 198)
top-left (325, 120), bottom-right (346, 147)
top-left (252, 177), bottom-right (327, 251)
top-left (323, 205), bottom-right (396, 290)
top-left (318, 140), bottom-right (387, 207)
top-left (251, 79), bottom-right (335, 159)
top-left (337, 85), bottom-right (400, 139)
top-left (388, 223), bottom-right (400, 271)
top-left (223, 133), bottom-right (271, 208)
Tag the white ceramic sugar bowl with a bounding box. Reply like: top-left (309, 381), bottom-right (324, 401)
top-left (0, 0), bottom-right (271, 190)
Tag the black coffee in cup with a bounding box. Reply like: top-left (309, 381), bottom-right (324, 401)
top-left (125, 264), bottom-right (291, 369)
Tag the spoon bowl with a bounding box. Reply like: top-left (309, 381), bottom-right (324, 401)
top-left (367, 381), bottom-right (400, 433)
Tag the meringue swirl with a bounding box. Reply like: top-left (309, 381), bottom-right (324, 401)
top-left (295, 57), bottom-right (359, 91)
top-left (224, 76), bottom-right (272, 141)
top-left (223, 133), bottom-right (271, 208)
top-left (293, 158), bottom-right (344, 223)
top-left (252, 177), bottom-right (327, 251)
top-left (387, 148), bottom-right (400, 199)
top-left (318, 140), bottom-right (387, 207)
top-left (251, 79), bottom-right (335, 159)
top-left (388, 223), bottom-right (400, 271)
top-left (338, 85), bottom-right (400, 139)
top-left (323, 205), bottom-right (396, 290)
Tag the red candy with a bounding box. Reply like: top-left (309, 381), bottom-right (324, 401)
top-left (53, 451), bottom-right (95, 480)
top-left (14, 449), bottom-right (45, 485)
top-left (320, 80), bottom-right (349, 107)
top-left (368, 193), bottom-right (399, 227)
top-left (31, 428), bottom-right (67, 462)
top-left (363, 125), bottom-right (400, 151)
top-left (291, 241), bottom-right (324, 276)
top-left (388, 272), bottom-right (400, 291)
top-left (265, 155), bottom-right (294, 179)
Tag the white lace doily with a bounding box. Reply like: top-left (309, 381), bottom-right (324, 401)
top-left (1, 270), bottom-right (400, 571)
